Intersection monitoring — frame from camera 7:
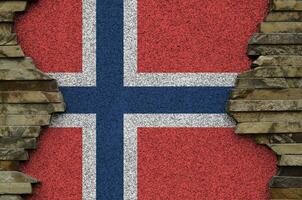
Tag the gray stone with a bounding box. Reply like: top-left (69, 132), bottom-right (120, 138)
top-left (0, 148), bottom-right (28, 161)
top-left (270, 176), bottom-right (302, 188)
top-left (0, 138), bottom-right (36, 149)
top-left (248, 45), bottom-right (302, 56)
top-left (228, 100), bottom-right (302, 112)
top-left (0, 195), bottom-right (22, 200)
top-left (270, 188), bottom-right (302, 199)
top-left (236, 78), bottom-right (302, 89)
top-left (0, 183), bottom-right (32, 194)
top-left (0, 103), bottom-right (65, 114)
top-left (279, 155), bottom-right (302, 166)
top-left (271, 0), bottom-right (302, 11)
top-left (236, 122), bottom-right (302, 134)
top-left (250, 33), bottom-right (302, 45)
top-left (0, 2), bottom-right (27, 12)
top-left (260, 22), bottom-right (302, 33)
top-left (0, 126), bottom-right (40, 138)
top-left (230, 88), bottom-right (302, 100)
top-left (0, 45), bottom-right (24, 57)
top-left (0, 34), bottom-right (16, 45)
top-left (231, 112), bottom-right (302, 122)
top-left (253, 55), bottom-right (302, 66)
top-left (0, 91), bottom-right (63, 103)
top-left (266, 12), bottom-right (302, 21)
top-left (269, 144), bottom-right (302, 155)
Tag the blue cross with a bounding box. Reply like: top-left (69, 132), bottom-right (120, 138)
top-left (60, 0), bottom-right (231, 199)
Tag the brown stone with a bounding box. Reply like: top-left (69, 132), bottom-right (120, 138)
top-left (271, 0), bottom-right (302, 11)
top-left (235, 78), bottom-right (302, 89)
top-left (228, 100), bottom-right (302, 112)
top-left (0, 148), bottom-right (28, 161)
top-left (0, 80), bottom-right (59, 91)
top-left (0, 12), bottom-right (14, 22)
top-left (278, 167), bottom-right (302, 176)
top-left (255, 134), bottom-right (298, 144)
top-left (0, 115), bottom-right (51, 126)
top-left (230, 88), bottom-right (302, 100)
top-left (0, 183), bottom-right (32, 194)
top-left (253, 55), bottom-right (302, 67)
top-left (279, 155), bottom-right (302, 166)
top-left (270, 176), bottom-right (302, 188)
top-left (0, 103), bottom-right (65, 114)
top-left (0, 195), bottom-right (22, 200)
top-left (250, 33), bottom-right (302, 45)
top-left (0, 91), bottom-right (63, 103)
top-left (0, 171), bottom-right (38, 183)
top-left (0, 34), bottom-right (17, 45)
top-left (230, 112), bottom-right (302, 122)
top-left (266, 12), bottom-right (302, 22)
top-left (0, 1), bottom-right (27, 12)
top-left (0, 45), bottom-right (24, 57)
top-left (271, 188), bottom-right (302, 199)
top-left (0, 138), bottom-right (36, 149)
top-left (0, 68), bottom-right (53, 80)
top-left (269, 144), bottom-right (302, 155)
top-left (0, 126), bottom-right (40, 138)
top-left (260, 22), bottom-right (302, 33)
top-left (0, 161), bottom-right (19, 171)
top-left (236, 122), bottom-right (302, 134)
top-left (0, 58), bottom-right (36, 69)
top-left (240, 67), bottom-right (302, 78)
top-left (248, 45), bottom-right (302, 56)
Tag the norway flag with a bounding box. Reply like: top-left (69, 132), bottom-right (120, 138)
top-left (16, 0), bottom-right (277, 199)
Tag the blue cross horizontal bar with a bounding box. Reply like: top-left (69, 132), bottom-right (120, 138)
top-left (61, 87), bottom-right (231, 114)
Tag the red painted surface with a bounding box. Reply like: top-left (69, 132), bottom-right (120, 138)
top-left (138, 128), bottom-right (276, 200)
top-left (138, 0), bottom-right (268, 72)
top-left (15, 0), bottom-right (82, 73)
top-left (22, 128), bottom-right (82, 200)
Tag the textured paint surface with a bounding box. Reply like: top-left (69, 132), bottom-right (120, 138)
top-left (138, 0), bottom-right (268, 72)
top-left (138, 128), bottom-right (276, 199)
top-left (9, 0), bottom-right (277, 199)
top-left (15, 0), bottom-right (82, 72)
top-left (22, 128), bottom-right (82, 200)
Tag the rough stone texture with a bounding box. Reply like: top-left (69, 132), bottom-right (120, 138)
top-left (0, 34), bottom-right (16, 45)
top-left (279, 155), bottom-right (302, 166)
top-left (260, 22), bottom-right (302, 33)
top-left (228, 100), bottom-right (302, 111)
top-left (0, 161), bottom-right (19, 171)
top-left (266, 12), bottom-right (302, 21)
top-left (270, 176), bottom-right (302, 188)
top-left (271, 188), bottom-right (302, 199)
top-left (248, 44), bottom-right (302, 55)
top-left (230, 112), bottom-right (302, 122)
top-left (235, 78), bottom-right (302, 89)
top-left (271, 0), bottom-right (302, 11)
top-left (0, 195), bottom-right (22, 200)
top-left (0, 183), bottom-right (32, 194)
top-left (231, 89), bottom-right (302, 100)
top-left (253, 55), bottom-right (302, 66)
top-left (236, 122), bottom-right (302, 134)
top-left (250, 33), bottom-right (302, 44)
top-left (0, 1), bottom-right (66, 198)
top-left (0, 149), bottom-right (28, 161)
top-left (255, 134), bottom-right (300, 144)
top-left (269, 144), bottom-right (302, 155)
top-left (0, 45), bottom-right (24, 57)
top-left (227, 0), bottom-right (302, 198)
top-left (0, 126), bottom-right (40, 138)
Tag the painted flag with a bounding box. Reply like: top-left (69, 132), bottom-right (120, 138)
top-left (16, 0), bottom-right (277, 199)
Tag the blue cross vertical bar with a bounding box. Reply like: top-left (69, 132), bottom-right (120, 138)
top-left (59, 0), bottom-right (232, 199)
